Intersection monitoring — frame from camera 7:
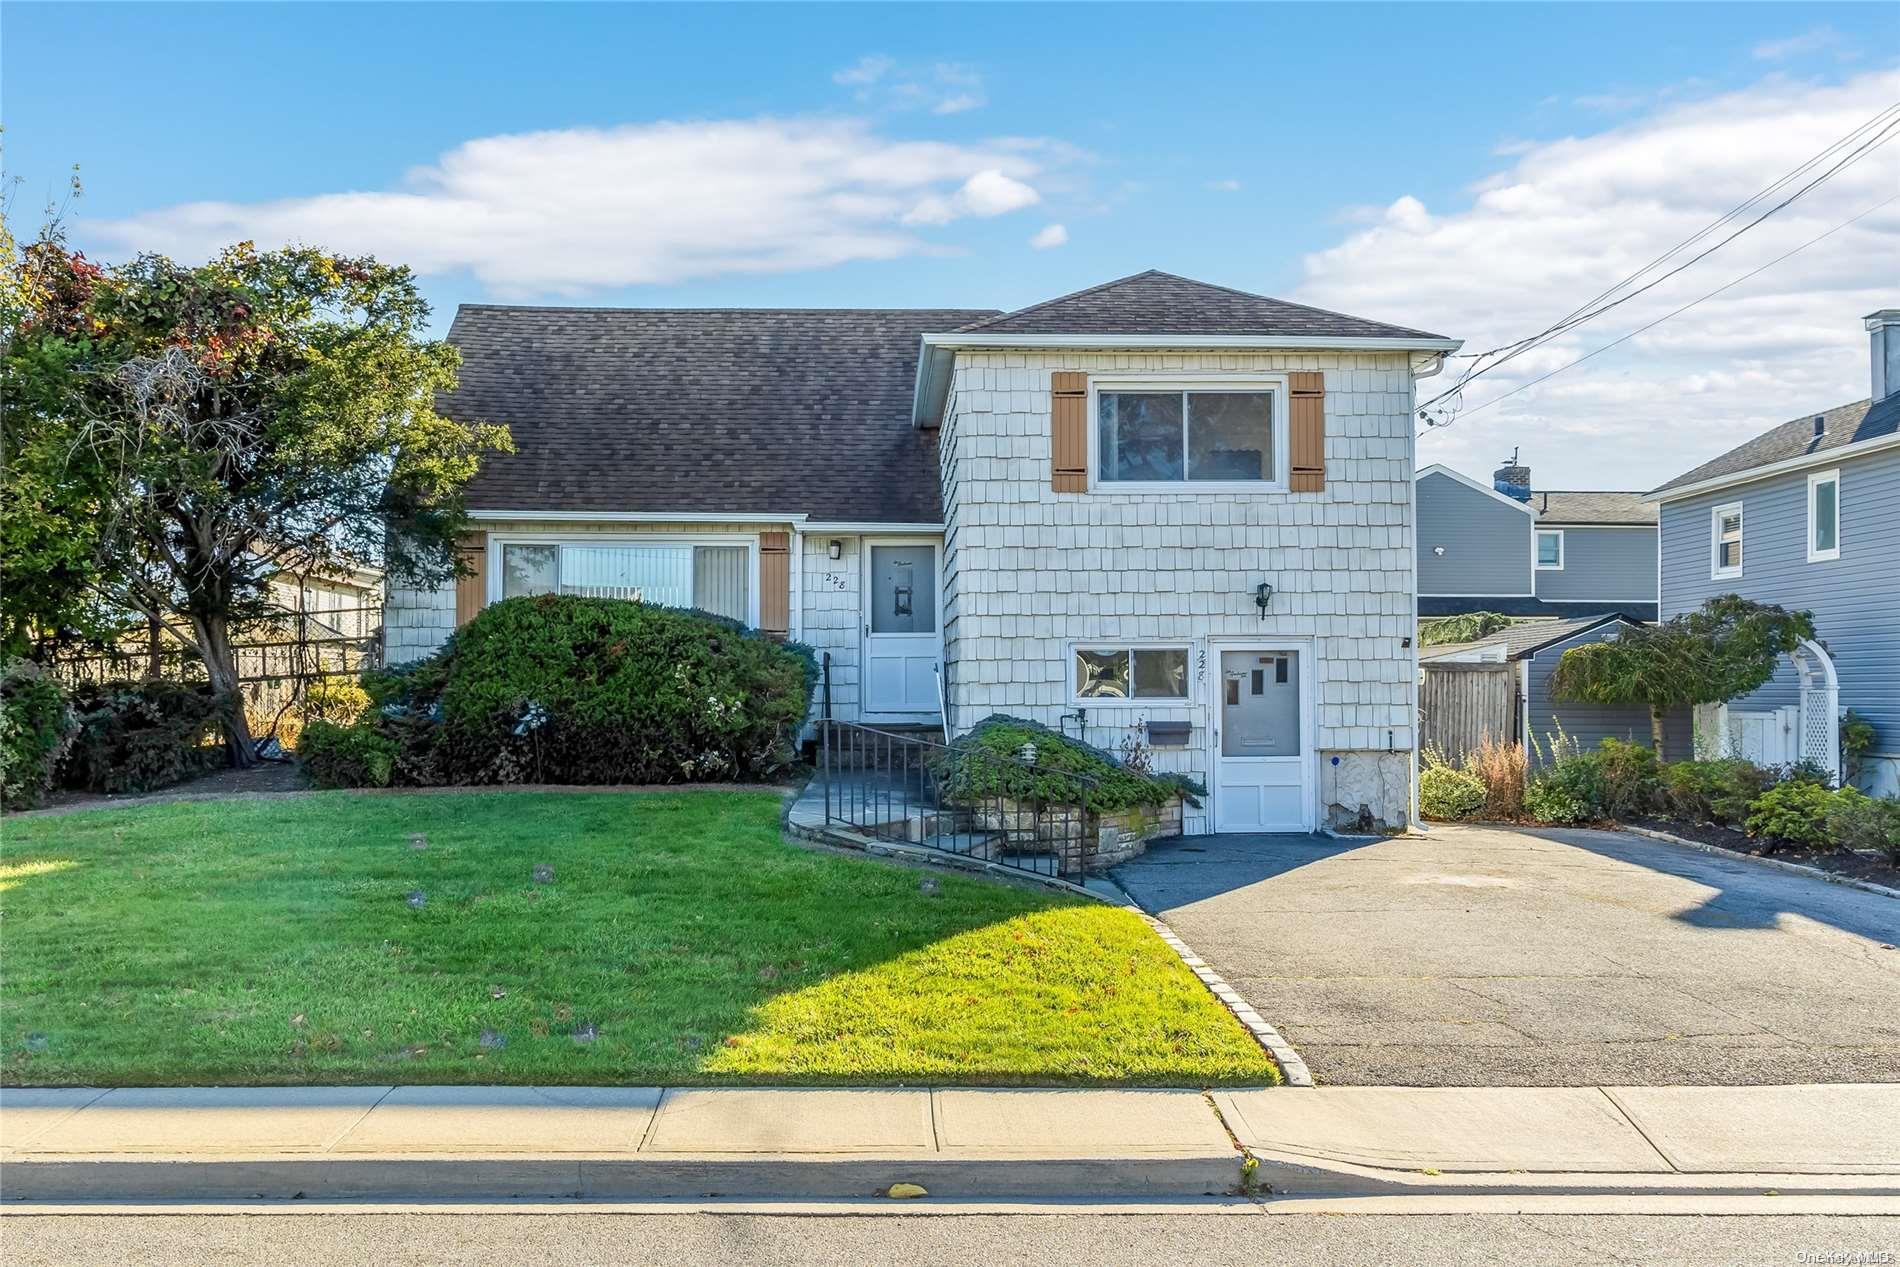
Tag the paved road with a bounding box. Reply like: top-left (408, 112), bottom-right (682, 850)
top-left (5, 1209), bottom-right (1896, 1266)
top-left (1112, 824), bottom-right (1900, 1086)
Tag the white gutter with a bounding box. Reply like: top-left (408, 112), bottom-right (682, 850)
top-left (469, 510), bottom-right (810, 524)
top-left (1646, 430), bottom-right (1900, 503)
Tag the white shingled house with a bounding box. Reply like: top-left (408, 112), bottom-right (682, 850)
top-left (384, 271), bottom-right (1459, 833)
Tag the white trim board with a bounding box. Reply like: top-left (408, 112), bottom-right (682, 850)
top-left (1647, 430), bottom-right (1900, 503)
top-left (1417, 464), bottom-right (1538, 515)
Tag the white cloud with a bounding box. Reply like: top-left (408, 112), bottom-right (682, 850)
top-left (1206, 178), bottom-right (1243, 192)
top-left (1029, 223), bottom-right (1068, 249)
top-left (86, 117), bottom-right (1063, 297)
top-left (1296, 66), bottom-right (1900, 488)
top-left (834, 55), bottom-right (988, 115)
top-left (1753, 27), bottom-right (1843, 62)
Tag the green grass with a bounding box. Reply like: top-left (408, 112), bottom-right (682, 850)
top-left (1, 790), bottom-right (1278, 1086)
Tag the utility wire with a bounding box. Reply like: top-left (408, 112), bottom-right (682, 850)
top-left (1417, 190), bottom-right (1900, 434)
top-left (1420, 104), bottom-right (1900, 414)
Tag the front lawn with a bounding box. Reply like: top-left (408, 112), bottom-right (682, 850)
top-left (1, 791), bottom-right (1278, 1086)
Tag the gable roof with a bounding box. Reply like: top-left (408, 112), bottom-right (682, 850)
top-left (1417, 463), bottom-right (1536, 514)
top-left (449, 305), bottom-right (998, 523)
top-left (1531, 491), bottom-right (1657, 525)
top-left (953, 270), bottom-right (1450, 341)
top-left (1651, 395), bottom-right (1900, 498)
top-left (1421, 613), bottom-right (1635, 662)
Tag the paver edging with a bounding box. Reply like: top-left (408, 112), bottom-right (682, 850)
top-left (1618, 825), bottom-right (1900, 901)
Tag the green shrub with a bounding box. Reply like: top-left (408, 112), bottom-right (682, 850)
top-left (1595, 738), bottom-right (1663, 819)
top-left (1419, 612), bottom-right (1514, 647)
top-left (367, 595), bottom-right (816, 786)
top-left (933, 716), bottom-right (1204, 814)
top-left (1524, 778), bottom-right (1591, 824)
top-left (1744, 780), bottom-right (1834, 850)
top-left (1418, 761), bottom-right (1486, 820)
top-left (1534, 749), bottom-right (1610, 819)
top-left (1825, 788), bottom-right (1900, 862)
top-left (1, 660), bottom-right (76, 810)
top-left (1841, 709), bottom-right (1877, 783)
top-left (296, 720), bottom-right (399, 789)
top-left (58, 680), bottom-right (227, 794)
top-left (299, 677), bottom-right (370, 725)
top-left (1662, 758), bottom-right (1774, 826)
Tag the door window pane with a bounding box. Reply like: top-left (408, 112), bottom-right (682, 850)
top-left (1812, 479), bottom-right (1838, 553)
top-left (693, 545), bottom-right (750, 622)
top-left (1132, 648), bottom-right (1188, 698)
top-left (501, 544), bottom-right (558, 598)
top-left (1098, 392), bottom-right (1184, 482)
top-left (870, 545), bottom-right (935, 634)
top-left (1187, 391), bottom-right (1272, 481)
top-left (1075, 649), bottom-right (1129, 698)
top-left (1221, 650), bottom-right (1300, 757)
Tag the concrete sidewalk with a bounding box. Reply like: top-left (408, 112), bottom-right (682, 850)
top-left (4, 1084), bottom-right (1898, 1202)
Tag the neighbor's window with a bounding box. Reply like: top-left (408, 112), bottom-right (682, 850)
top-left (1535, 529), bottom-right (1564, 570)
top-left (1096, 386), bottom-right (1278, 485)
top-left (1808, 470), bottom-right (1840, 562)
top-left (1712, 503), bottom-right (1743, 577)
top-left (1074, 646), bottom-right (1191, 702)
top-left (500, 542), bottom-right (751, 622)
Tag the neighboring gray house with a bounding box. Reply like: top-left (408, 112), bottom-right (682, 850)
top-left (1651, 309), bottom-right (1900, 795)
top-left (1417, 462), bottom-right (1657, 620)
top-left (1421, 613), bottom-right (1690, 765)
top-left (384, 271), bottom-right (1462, 832)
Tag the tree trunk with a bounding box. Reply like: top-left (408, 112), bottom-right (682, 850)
top-left (1650, 704), bottom-right (1667, 762)
top-left (196, 614), bottom-right (259, 768)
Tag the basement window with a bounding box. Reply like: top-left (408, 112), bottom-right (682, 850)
top-left (1072, 645), bottom-right (1191, 704)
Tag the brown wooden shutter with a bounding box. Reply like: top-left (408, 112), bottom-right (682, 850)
top-left (1289, 371), bottom-right (1326, 492)
top-left (1050, 371), bottom-right (1088, 493)
top-left (758, 531), bottom-right (791, 637)
top-left (454, 532), bottom-right (488, 627)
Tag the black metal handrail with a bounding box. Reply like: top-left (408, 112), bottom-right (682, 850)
top-left (818, 720), bottom-right (1102, 879)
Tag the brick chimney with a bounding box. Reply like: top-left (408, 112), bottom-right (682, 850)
top-left (1867, 309), bottom-right (1900, 401)
top-left (1492, 449), bottom-right (1532, 502)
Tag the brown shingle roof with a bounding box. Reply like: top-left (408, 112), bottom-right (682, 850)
top-left (953, 270), bottom-right (1450, 340)
top-left (1652, 396), bottom-right (1897, 495)
top-left (449, 305), bottom-right (998, 523)
top-left (1531, 490), bottom-right (1657, 525)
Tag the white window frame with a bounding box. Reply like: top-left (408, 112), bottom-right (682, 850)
top-left (1806, 468), bottom-right (1841, 563)
top-left (485, 532), bottom-right (761, 628)
top-left (1710, 502), bottom-right (1744, 579)
top-left (1087, 373), bottom-right (1290, 493)
top-left (1534, 529), bottom-right (1565, 571)
top-left (1067, 641), bottom-right (1194, 707)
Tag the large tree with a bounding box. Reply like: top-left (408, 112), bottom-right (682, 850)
top-left (1546, 595), bottom-right (1817, 759)
top-left (2, 234), bottom-right (510, 763)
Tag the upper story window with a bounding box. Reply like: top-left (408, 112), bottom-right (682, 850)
top-left (1807, 469), bottom-right (1840, 562)
top-left (1711, 502), bottom-right (1743, 579)
top-left (498, 540), bottom-right (752, 624)
top-left (1092, 379), bottom-right (1286, 490)
top-left (1535, 529), bottom-right (1564, 570)
top-left (1072, 644), bottom-right (1190, 704)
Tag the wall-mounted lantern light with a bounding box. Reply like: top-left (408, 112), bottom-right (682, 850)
top-left (828, 540), bottom-right (843, 561)
top-left (1254, 581), bottom-right (1274, 620)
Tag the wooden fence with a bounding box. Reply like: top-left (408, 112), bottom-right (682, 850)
top-left (1420, 661), bottom-right (1517, 762)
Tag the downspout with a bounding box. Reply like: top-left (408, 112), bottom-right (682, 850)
top-left (1407, 353), bottom-right (1446, 831)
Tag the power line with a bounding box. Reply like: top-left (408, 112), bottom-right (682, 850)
top-left (1418, 190), bottom-right (1900, 435)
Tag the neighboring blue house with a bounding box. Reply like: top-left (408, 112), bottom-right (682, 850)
top-left (1416, 461), bottom-right (1657, 621)
top-left (1651, 309), bottom-right (1900, 795)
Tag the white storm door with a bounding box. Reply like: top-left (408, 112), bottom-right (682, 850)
top-left (861, 541), bottom-right (941, 717)
top-left (1214, 649), bottom-right (1310, 832)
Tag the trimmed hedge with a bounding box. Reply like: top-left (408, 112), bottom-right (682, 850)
top-left (307, 595), bottom-right (816, 788)
top-left (934, 715), bottom-right (1205, 814)
top-left (1418, 761), bottom-right (1485, 820)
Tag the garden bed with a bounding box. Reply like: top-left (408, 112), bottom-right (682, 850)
top-left (1626, 815), bottom-right (1900, 890)
top-left (1, 789), bottom-right (1277, 1086)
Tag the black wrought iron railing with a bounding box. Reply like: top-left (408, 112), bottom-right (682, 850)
top-left (818, 721), bottom-right (1101, 879)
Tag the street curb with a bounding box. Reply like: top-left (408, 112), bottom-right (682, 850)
top-left (1131, 914), bottom-right (1313, 1089)
top-left (0, 1154), bottom-right (1243, 1203)
top-left (1618, 825), bottom-right (1900, 901)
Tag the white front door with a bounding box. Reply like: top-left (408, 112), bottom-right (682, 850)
top-left (861, 541), bottom-right (941, 718)
top-left (1213, 648), bottom-right (1310, 833)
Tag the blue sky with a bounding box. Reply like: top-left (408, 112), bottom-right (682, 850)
top-left (4, 3), bottom-right (1897, 484)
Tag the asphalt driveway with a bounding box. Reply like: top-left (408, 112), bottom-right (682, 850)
top-left (1111, 823), bottom-right (1900, 1086)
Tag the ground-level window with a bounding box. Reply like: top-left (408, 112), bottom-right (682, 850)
top-left (1073, 646), bottom-right (1191, 702)
top-left (1711, 502), bottom-right (1743, 578)
top-left (1095, 384), bottom-right (1281, 486)
top-left (1807, 470), bottom-right (1840, 562)
top-left (1535, 529), bottom-right (1564, 570)
top-left (499, 541), bottom-right (751, 623)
